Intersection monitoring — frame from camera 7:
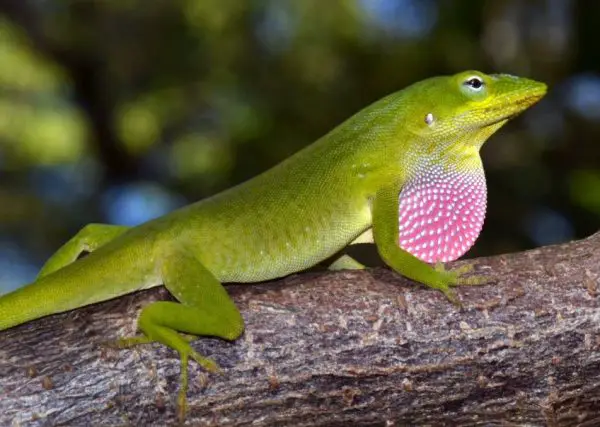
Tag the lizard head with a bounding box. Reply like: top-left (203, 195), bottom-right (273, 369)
top-left (405, 70), bottom-right (547, 153)
top-left (395, 71), bottom-right (546, 263)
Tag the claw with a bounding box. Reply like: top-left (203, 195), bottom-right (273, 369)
top-left (450, 263), bottom-right (475, 276)
top-left (428, 262), bottom-right (492, 304)
top-left (440, 286), bottom-right (461, 307)
top-left (177, 351), bottom-right (220, 422)
top-left (177, 390), bottom-right (188, 423)
top-left (190, 351), bottom-right (220, 373)
top-left (457, 273), bottom-right (492, 286)
top-left (108, 333), bottom-right (219, 423)
top-left (106, 335), bottom-right (153, 349)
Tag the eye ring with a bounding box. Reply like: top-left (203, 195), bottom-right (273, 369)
top-left (464, 76), bottom-right (484, 90)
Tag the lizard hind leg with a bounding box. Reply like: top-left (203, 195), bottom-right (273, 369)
top-left (38, 223), bottom-right (130, 278)
top-left (327, 229), bottom-right (373, 270)
top-left (328, 254), bottom-right (366, 270)
top-left (115, 246), bottom-right (244, 421)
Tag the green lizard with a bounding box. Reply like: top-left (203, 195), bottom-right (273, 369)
top-left (0, 71), bottom-right (546, 418)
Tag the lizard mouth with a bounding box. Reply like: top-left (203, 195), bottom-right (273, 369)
top-left (452, 87), bottom-right (546, 132)
top-left (481, 90), bottom-right (546, 128)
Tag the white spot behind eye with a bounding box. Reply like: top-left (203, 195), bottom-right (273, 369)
top-left (425, 113), bottom-right (434, 125)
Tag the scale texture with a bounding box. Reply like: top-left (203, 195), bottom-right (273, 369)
top-left (399, 164), bottom-right (486, 263)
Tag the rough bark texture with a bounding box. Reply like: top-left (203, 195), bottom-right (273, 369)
top-left (2, 233), bottom-right (600, 426)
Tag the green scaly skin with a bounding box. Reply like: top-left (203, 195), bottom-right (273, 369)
top-left (0, 71), bottom-right (546, 420)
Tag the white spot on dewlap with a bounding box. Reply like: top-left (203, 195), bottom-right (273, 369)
top-left (398, 164), bottom-right (486, 263)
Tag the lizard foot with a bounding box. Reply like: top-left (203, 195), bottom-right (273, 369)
top-left (108, 334), bottom-right (220, 423)
top-left (430, 262), bottom-right (492, 305)
top-left (108, 335), bottom-right (220, 372)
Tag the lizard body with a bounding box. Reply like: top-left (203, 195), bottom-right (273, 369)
top-left (0, 71), bottom-right (546, 418)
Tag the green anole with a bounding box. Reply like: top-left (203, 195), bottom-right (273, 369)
top-left (0, 71), bottom-right (546, 418)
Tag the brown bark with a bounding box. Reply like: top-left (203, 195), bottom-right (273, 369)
top-left (2, 233), bottom-right (600, 426)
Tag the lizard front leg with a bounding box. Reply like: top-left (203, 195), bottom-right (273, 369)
top-left (372, 181), bottom-right (486, 304)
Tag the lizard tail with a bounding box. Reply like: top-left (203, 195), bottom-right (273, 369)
top-left (0, 251), bottom-right (149, 331)
top-left (0, 275), bottom-right (64, 331)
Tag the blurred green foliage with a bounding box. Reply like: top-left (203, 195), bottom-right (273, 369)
top-left (0, 0), bottom-right (598, 292)
top-left (0, 20), bottom-right (86, 165)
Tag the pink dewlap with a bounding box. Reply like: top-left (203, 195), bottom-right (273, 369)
top-left (398, 166), bottom-right (486, 263)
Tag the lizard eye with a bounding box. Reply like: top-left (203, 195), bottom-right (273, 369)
top-left (464, 76), bottom-right (484, 91)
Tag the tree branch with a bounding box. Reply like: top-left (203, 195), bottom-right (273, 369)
top-left (2, 233), bottom-right (600, 426)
